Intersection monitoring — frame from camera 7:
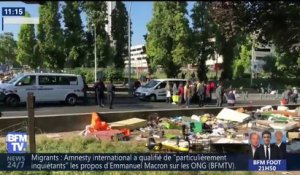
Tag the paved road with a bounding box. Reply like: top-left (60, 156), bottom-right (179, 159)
top-left (0, 93), bottom-right (285, 117)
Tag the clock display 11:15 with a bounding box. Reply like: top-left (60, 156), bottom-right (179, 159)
top-left (2, 7), bottom-right (25, 16)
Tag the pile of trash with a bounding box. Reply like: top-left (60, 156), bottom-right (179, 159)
top-left (80, 112), bottom-right (132, 141)
top-left (80, 105), bottom-right (300, 153)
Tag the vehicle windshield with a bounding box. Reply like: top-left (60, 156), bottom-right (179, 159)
top-left (143, 80), bottom-right (159, 88)
top-left (7, 74), bottom-right (23, 84)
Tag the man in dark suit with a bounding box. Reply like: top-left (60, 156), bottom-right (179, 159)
top-left (247, 132), bottom-right (261, 159)
top-left (254, 130), bottom-right (280, 160)
top-left (274, 130), bottom-right (286, 159)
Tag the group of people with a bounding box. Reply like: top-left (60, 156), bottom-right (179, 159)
top-left (283, 87), bottom-right (298, 104)
top-left (165, 80), bottom-right (218, 108)
top-left (248, 130), bottom-right (286, 160)
top-left (93, 79), bottom-right (116, 109)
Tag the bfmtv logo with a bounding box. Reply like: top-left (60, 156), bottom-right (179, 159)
top-left (6, 132), bottom-right (28, 153)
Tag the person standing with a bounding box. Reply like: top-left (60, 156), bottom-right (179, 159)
top-left (184, 81), bottom-right (192, 108)
top-left (165, 82), bottom-right (171, 103)
top-left (172, 83), bottom-right (178, 104)
top-left (178, 83), bottom-right (184, 106)
top-left (209, 81), bottom-right (215, 101)
top-left (106, 79), bottom-right (115, 109)
top-left (94, 79), bottom-right (105, 107)
top-left (216, 82), bottom-right (224, 107)
top-left (197, 81), bottom-right (206, 107)
top-left (283, 89), bottom-right (292, 104)
top-left (206, 83), bottom-right (211, 102)
top-left (227, 90), bottom-right (236, 106)
top-left (291, 87), bottom-right (298, 104)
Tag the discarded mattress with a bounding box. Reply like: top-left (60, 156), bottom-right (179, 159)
top-left (216, 108), bottom-right (250, 123)
top-left (109, 118), bottom-right (147, 130)
top-left (86, 130), bottom-right (128, 141)
top-left (214, 138), bottom-right (246, 144)
top-left (269, 121), bottom-right (298, 130)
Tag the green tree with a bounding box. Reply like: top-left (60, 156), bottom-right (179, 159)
top-left (233, 36), bottom-right (251, 78)
top-left (63, 1), bottom-right (85, 68)
top-left (83, 1), bottom-right (112, 67)
top-left (263, 55), bottom-right (278, 78)
top-left (16, 12), bottom-right (40, 69)
top-left (191, 2), bottom-right (217, 82)
top-left (146, 2), bottom-right (191, 78)
top-left (209, 2), bottom-right (246, 80)
top-left (0, 33), bottom-right (17, 66)
top-left (37, 1), bottom-right (65, 70)
top-left (209, 1), bottom-right (300, 77)
top-left (111, 1), bottom-right (129, 69)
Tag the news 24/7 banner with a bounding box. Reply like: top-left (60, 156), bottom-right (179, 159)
top-left (0, 153), bottom-right (298, 171)
top-left (0, 153), bottom-right (249, 171)
top-left (2, 132), bottom-right (299, 171)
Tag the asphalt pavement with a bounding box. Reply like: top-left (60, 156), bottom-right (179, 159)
top-left (0, 93), bottom-right (285, 117)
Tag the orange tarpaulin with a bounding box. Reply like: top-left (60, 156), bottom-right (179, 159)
top-left (89, 112), bottom-right (130, 136)
top-left (90, 112), bottom-right (110, 131)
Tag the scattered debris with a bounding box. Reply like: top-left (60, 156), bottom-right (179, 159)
top-left (216, 108), bottom-right (251, 123)
top-left (109, 118), bottom-right (147, 130)
top-left (79, 105), bottom-right (300, 153)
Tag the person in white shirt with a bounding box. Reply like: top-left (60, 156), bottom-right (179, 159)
top-left (165, 82), bottom-right (171, 103)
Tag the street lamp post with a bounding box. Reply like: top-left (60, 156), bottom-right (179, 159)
top-left (250, 36), bottom-right (255, 87)
top-left (128, 2), bottom-right (132, 93)
top-left (92, 23), bottom-right (97, 83)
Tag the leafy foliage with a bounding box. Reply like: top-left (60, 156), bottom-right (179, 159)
top-left (37, 1), bottom-right (65, 70)
top-left (209, 1), bottom-right (300, 77)
top-left (0, 33), bottom-right (17, 66)
top-left (104, 66), bottom-right (124, 81)
top-left (191, 2), bottom-right (217, 82)
top-left (233, 36), bottom-right (251, 78)
top-left (111, 1), bottom-right (129, 69)
top-left (62, 1), bottom-right (85, 68)
top-left (146, 2), bottom-right (191, 78)
top-left (83, 1), bottom-right (112, 67)
top-left (16, 12), bottom-right (40, 69)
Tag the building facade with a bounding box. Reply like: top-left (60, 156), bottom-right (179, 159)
top-left (124, 44), bottom-right (148, 74)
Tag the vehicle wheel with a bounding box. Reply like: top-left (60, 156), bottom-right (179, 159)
top-left (5, 95), bottom-right (20, 107)
top-left (149, 94), bottom-right (156, 102)
top-left (65, 94), bottom-right (78, 106)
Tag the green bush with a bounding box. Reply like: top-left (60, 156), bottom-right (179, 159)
top-left (72, 68), bottom-right (95, 84)
top-left (103, 67), bottom-right (124, 82)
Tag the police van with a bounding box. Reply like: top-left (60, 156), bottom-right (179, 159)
top-left (134, 79), bottom-right (187, 101)
top-left (0, 73), bottom-right (86, 106)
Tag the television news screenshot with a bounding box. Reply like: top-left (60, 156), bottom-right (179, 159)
top-left (0, 1), bottom-right (299, 175)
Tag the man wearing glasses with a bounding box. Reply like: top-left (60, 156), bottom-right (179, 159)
top-left (254, 131), bottom-right (281, 160)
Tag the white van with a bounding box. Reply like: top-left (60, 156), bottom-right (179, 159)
top-left (0, 73), bottom-right (86, 106)
top-left (134, 79), bottom-right (187, 101)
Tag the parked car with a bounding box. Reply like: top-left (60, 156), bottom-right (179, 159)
top-left (0, 73), bottom-right (86, 106)
top-left (134, 79), bottom-right (186, 101)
